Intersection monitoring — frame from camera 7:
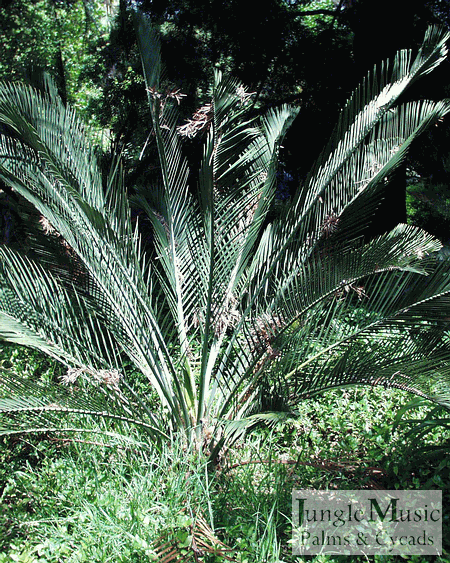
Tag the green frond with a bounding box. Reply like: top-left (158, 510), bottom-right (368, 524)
top-left (210, 223), bottom-right (447, 422)
top-left (278, 257), bottom-right (450, 406)
top-left (264, 27), bottom-right (450, 280)
top-left (0, 368), bottom-right (167, 441)
top-left (0, 246), bottom-right (117, 369)
top-left (134, 11), bottom-right (161, 95)
top-left (0, 81), bottom-right (187, 428)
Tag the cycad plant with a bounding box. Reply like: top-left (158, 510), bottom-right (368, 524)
top-left (1, 18), bottom-right (450, 458)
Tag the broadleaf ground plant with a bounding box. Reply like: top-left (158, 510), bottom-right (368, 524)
top-left (0, 16), bottom-right (450, 460)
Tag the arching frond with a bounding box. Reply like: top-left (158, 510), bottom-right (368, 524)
top-left (0, 368), bottom-right (167, 441)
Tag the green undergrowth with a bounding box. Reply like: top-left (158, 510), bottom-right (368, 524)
top-left (0, 344), bottom-right (450, 562)
top-left (0, 343), bottom-right (65, 383)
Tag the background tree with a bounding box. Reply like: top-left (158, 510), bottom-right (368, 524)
top-left (2, 0), bottom-right (450, 242)
top-left (0, 0), bottom-right (112, 112)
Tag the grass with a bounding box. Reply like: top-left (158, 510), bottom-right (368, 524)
top-left (1, 431), bottom-right (217, 562)
top-left (1, 343), bottom-right (450, 562)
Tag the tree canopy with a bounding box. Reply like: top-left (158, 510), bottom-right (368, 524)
top-left (1, 0), bottom-right (450, 237)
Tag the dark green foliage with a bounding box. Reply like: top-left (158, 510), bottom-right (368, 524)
top-left (407, 181), bottom-right (450, 241)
